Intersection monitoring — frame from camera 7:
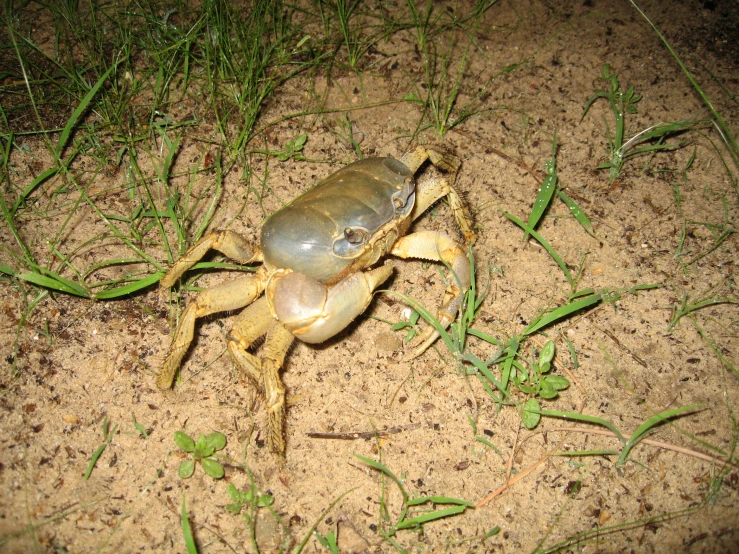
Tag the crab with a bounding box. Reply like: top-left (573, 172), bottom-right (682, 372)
top-left (157, 146), bottom-right (476, 454)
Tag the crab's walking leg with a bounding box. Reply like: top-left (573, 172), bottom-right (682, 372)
top-left (412, 175), bottom-right (476, 244)
top-left (260, 323), bottom-right (294, 454)
top-left (160, 230), bottom-right (263, 288)
top-left (401, 145), bottom-right (460, 175)
top-left (391, 231), bottom-right (470, 359)
top-left (156, 271), bottom-right (267, 389)
top-left (227, 297), bottom-right (294, 454)
top-left (401, 147), bottom-right (475, 243)
top-left (227, 296), bottom-right (273, 383)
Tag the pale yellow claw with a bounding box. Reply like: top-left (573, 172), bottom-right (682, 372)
top-left (267, 265), bottom-right (393, 343)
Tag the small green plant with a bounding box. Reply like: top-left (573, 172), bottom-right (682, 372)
top-left (581, 64), bottom-right (694, 182)
top-left (131, 413), bottom-right (149, 438)
top-left (506, 134), bottom-right (595, 296)
top-left (511, 341), bottom-right (570, 402)
top-left (331, 114), bottom-right (364, 158)
top-left (391, 308), bottom-right (421, 342)
top-left (225, 482), bottom-right (275, 522)
top-left (226, 475), bottom-right (293, 553)
top-left (538, 404), bottom-right (701, 467)
top-left (395, 247), bottom-right (599, 420)
top-left (84, 416), bottom-right (118, 480)
top-left (519, 131), bottom-right (595, 241)
top-left (355, 454), bottom-right (474, 542)
top-left (315, 524), bottom-right (340, 553)
top-left (666, 283), bottom-right (739, 333)
top-left (174, 431), bottom-right (227, 479)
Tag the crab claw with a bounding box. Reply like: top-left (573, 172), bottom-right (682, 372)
top-left (267, 265), bottom-right (393, 343)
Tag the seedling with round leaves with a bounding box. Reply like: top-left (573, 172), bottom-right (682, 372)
top-left (174, 431), bottom-right (227, 479)
top-left (511, 340), bottom-right (570, 401)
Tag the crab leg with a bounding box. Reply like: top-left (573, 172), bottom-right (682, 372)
top-left (227, 296), bottom-right (274, 384)
top-left (400, 147), bottom-right (476, 244)
top-left (156, 269), bottom-right (267, 389)
top-left (412, 176), bottom-right (476, 244)
top-left (228, 301), bottom-right (294, 454)
top-left (259, 322), bottom-right (294, 454)
top-left (160, 230), bottom-right (263, 288)
top-left (390, 231), bottom-right (470, 359)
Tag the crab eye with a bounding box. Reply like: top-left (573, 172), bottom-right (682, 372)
top-left (393, 196), bottom-right (406, 209)
top-left (344, 227), bottom-right (367, 244)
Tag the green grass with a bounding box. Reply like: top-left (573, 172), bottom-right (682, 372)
top-left (83, 416), bottom-right (118, 480)
top-left (354, 453), bottom-right (474, 542)
top-left (581, 64), bottom-right (702, 182)
top-left (0, 0), bottom-right (497, 304)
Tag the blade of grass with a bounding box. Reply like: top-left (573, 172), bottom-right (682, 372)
top-left (17, 270), bottom-right (89, 297)
top-left (93, 272), bottom-right (165, 299)
top-left (617, 404), bottom-right (702, 465)
top-left (524, 132), bottom-right (558, 241)
top-left (55, 62), bottom-right (120, 161)
top-left (353, 454), bottom-right (408, 503)
top-left (394, 505), bottom-right (468, 530)
top-left (406, 496), bottom-right (475, 507)
top-left (558, 190), bottom-right (594, 237)
top-left (523, 294), bottom-right (602, 335)
top-left (181, 496), bottom-right (199, 554)
top-left (537, 409), bottom-right (627, 443)
top-left (504, 211), bottom-right (573, 288)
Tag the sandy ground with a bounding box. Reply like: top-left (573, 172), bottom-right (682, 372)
top-left (1, 0), bottom-right (738, 552)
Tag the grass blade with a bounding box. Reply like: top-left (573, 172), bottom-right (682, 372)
top-left (617, 404), bottom-right (702, 465)
top-left (537, 409), bottom-right (626, 443)
top-left (181, 496), bottom-right (199, 554)
top-left (55, 62), bottom-right (119, 160)
top-left (17, 270), bottom-right (89, 297)
top-left (524, 132), bottom-right (558, 241)
top-left (504, 212), bottom-right (573, 287)
top-left (523, 294), bottom-right (602, 335)
top-left (93, 272), bottom-right (165, 299)
top-left (558, 190), bottom-right (594, 237)
top-left (406, 496), bottom-right (475, 507)
top-left (354, 454), bottom-right (405, 492)
top-left (394, 505), bottom-right (467, 530)
top-left (12, 166), bottom-right (58, 215)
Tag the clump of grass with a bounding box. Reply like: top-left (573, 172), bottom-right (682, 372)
top-left (581, 64), bottom-right (698, 182)
top-left (84, 416), bottom-right (118, 480)
top-left (394, 135), bottom-right (676, 461)
top-left (400, 0), bottom-right (499, 137)
top-left (0, 0), bottom-right (315, 317)
top-left (540, 404), bottom-right (702, 467)
top-left (355, 454), bottom-right (474, 544)
top-left (225, 474), bottom-right (292, 553)
top-left (225, 482), bottom-right (275, 521)
top-left (625, 2), bottom-right (738, 377)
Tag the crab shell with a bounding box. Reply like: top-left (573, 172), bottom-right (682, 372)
top-left (262, 157), bottom-right (416, 343)
top-left (262, 157), bottom-right (415, 283)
